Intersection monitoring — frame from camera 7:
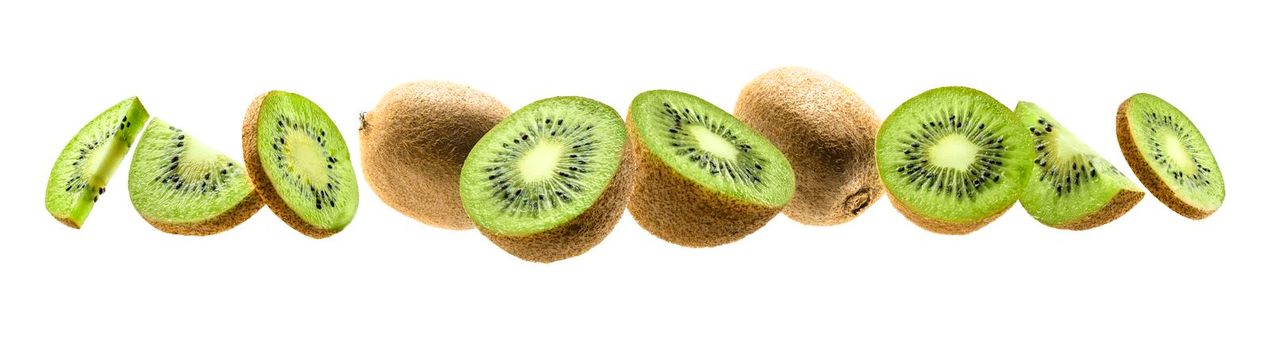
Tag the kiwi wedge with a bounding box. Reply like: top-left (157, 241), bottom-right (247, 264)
top-left (876, 87), bottom-right (1034, 234)
top-left (1015, 102), bottom-right (1144, 229)
top-left (243, 91), bottom-right (358, 238)
top-left (128, 119), bottom-right (263, 235)
top-left (459, 96), bottom-right (631, 263)
top-left (361, 81), bottom-right (509, 230)
top-left (735, 67), bottom-right (883, 225)
top-left (45, 97), bottom-right (150, 228)
top-left (626, 90), bottom-right (795, 247)
top-left (1116, 93), bottom-right (1224, 219)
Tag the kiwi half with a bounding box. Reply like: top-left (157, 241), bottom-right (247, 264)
top-left (128, 119), bottom-right (263, 235)
top-left (876, 87), bottom-right (1034, 234)
top-left (46, 97), bottom-right (150, 228)
top-left (1015, 102), bottom-right (1144, 230)
top-left (243, 91), bottom-right (358, 238)
top-left (459, 96), bottom-right (631, 263)
top-left (626, 90), bottom-right (795, 247)
top-left (735, 67), bottom-right (882, 225)
top-left (361, 81), bottom-right (509, 230)
top-left (1116, 93), bottom-right (1224, 219)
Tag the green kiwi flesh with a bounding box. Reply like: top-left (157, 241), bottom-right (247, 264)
top-left (128, 119), bottom-right (263, 235)
top-left (244, 91), bottom-right (358, 238)
top-left (460, 96), bottom-right (630, 262)
top-left (46, 97), bottom-right (150, 228)
top-left (1015, 102), bottom-right (1144, 229)
top-left (627, 90), bottom-right (794, 247)
top-left (875, 87), bottom-right (1034, 234)
top-left (1116, 93), bottom-right (1224, 219)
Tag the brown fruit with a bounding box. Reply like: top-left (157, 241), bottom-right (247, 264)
top-left (360, 81), bottom-right (509, 229)
top-left (735, 67), bottom-right (882, 225)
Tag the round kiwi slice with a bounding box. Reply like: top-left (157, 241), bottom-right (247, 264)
top-left (735, 67), bottom-right (882, 226)
top-left (1015, 102), bottom-right (1144, 230)
top-left (243, 91), bottom-right (358, 238)
top-left (1116, 93), bottom-right (1224, 219)
top-left (45, 97), bottom-right (150, 228)
top-left (875, 87), bottom-right (1034, 234)
top-left (128, 119), bottom-right (263, 235)
top-left (627, 90), bottom-right (795, 247)
top-left (361, 81), bottom-right (509, 230)
top-left (459, 96), bottom-right (631, 263)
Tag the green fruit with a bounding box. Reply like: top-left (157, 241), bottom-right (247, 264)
top-left (1015, 102), bottom-right (1144, 229)
top-left (459, 96), bottom-right (631, 263)
top-left (876, 87), bottom-right (1034, 234)
top-left (46, 97), bottom-right (150, 228)
top-left (626, 90), bottom-right (795, 247)
top-left (1116, 93), bottom-right (1224, 219)
top-left (243, 91), bottom-right (358, 238)
top-left (128, 119), bottom-right (263, 235)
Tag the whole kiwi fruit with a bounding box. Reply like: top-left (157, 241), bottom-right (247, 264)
top-left (360, 81), bottom-right (510, 229)
top-left (735, 67), bottom-right (882, 225)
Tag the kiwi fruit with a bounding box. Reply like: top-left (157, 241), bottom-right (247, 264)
top-left (626, 90), bottom-right (795, 247)
top-left (735, 67), bottom-right (882, 225)
top-left (46, 97), bottom-right (150, 228)
top-left (1015, 102), bottom-right (1144, 230)
top-left (360, 81), bottom-right (510, 230)
top-left (243, 90), bottom-right (358, 238)
top-left (459, 96), bottom-right (631, 263)
top-left (128, 119), bottom-right (263, 235)
top-left (875, 87), bottom-right (1034, 234)
top-left (1116, 93), bottom-right (1224, 219)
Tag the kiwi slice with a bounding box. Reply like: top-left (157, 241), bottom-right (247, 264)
top-left (243, 91), bottom-right (358, 238)
top-left (361, 81), bottom-right (509, 230)
top-left (875, 87), bottom-right (1034, 234)
top-left (128, 119), bottom-right (263, 235)
top-left (459, 96), bottom-right (631, 263)
top-left (626, 90), bottom-right (795, 247)
top-left (45, 97), bottom-right (150, 228)
top-left (1116, 93), bottom-right (1224, 219)
top-left (735, 67), bottom-right (883, 226)
top-left (1015, 102), bottom-right (1144, 229)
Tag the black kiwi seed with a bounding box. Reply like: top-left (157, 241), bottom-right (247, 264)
top-left (657, 103), bottom-right (768, 186)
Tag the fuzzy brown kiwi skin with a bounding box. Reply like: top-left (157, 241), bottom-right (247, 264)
top-left (1051, 189), bottom-right (1144, 230)
top-left (735, 67), bottom-right (882, 225)
top-left (625, 116), bottom-right (781, 248)
top-left (141, 192), bottom-right (264, 236)
top-left (242, 93), bottom-right (337, 239)
top-left (360, 81), bottom-right (509, 230)
top-left (1115, 97), bottom-right (1213, 219)
top-left (480, 145), bottom-right (634, 263)
top-left (887, 193), bottom-right (1008, 235)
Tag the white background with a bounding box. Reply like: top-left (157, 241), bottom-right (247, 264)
top-left (2, 1), bottom-right (1266, 349)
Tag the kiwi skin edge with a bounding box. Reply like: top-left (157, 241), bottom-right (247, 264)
top-left (887, 194), bottom-right (1008, 235)
top-left (242, 92), bottom-right (338, 239)
top-left (480, 144), bottom-right (635, 263)
top-left (625, 116), bottom-right (783, 248)
top-left (1115, 96), bottom-right (1213, 219)
top-left (141, 193), bottom-right (264, 236)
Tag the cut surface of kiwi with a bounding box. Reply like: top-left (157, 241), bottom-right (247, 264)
top-left (1015, 102), bottom-right (1143, 230)
top-left (875, 87), bottom-right (1034, 234)
top-left (1116, 93), bottom-right (1224, 219)
top-left (243, 91), bottom-right (358, 238)
top-left (627, 90), bottom-right (794, 247)
top-left (128, 119), bottom-right (263, 235)
top-left (460, 96), bottom-right (631, 263)
top-left (46, 97), bottom-right (150, 228)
